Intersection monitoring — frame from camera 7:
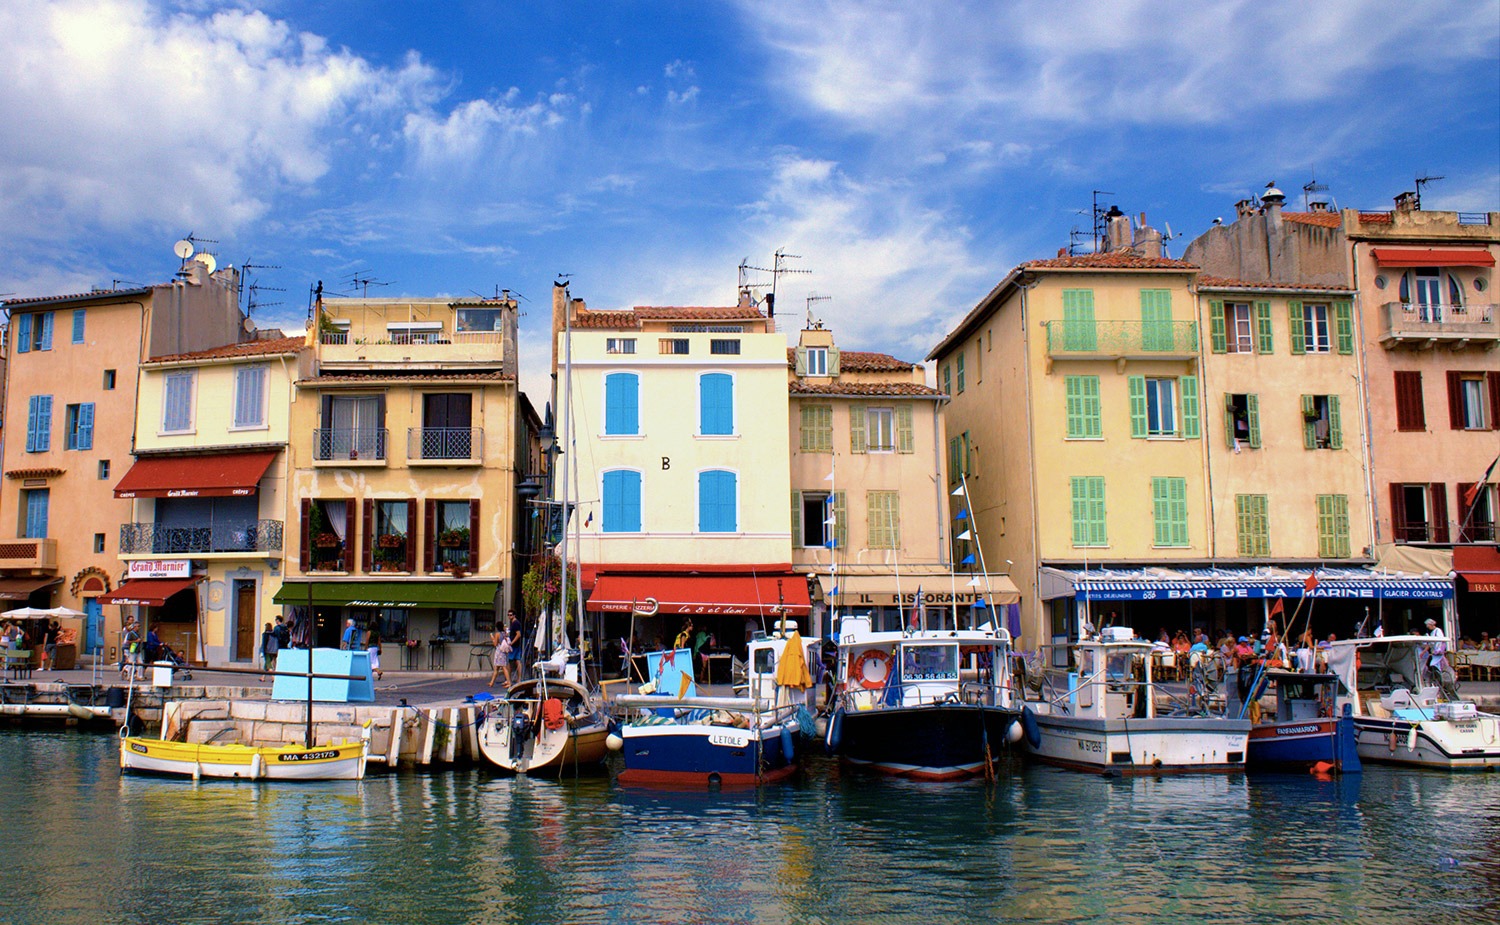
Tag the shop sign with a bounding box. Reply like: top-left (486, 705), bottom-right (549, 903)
top-left (128, 560), bottom-right (192, 579)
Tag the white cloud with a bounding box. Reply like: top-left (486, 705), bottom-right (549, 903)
top-left (667, 86), bottom-right (701, 105)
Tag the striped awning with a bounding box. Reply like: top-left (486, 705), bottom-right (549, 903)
top-left (1039, 566), bottom-right (1452, 602)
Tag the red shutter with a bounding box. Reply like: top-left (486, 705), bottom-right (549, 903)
top-left (1394, 370), bottom-right (1425, 432)
top-left (361, 498), bottom-right (374, 572)
top-left (405, 499), bottom-right (418, 571)
top-left (424, 499), bottom-right (437, 572)
top-left (299, 498), bottom-right (311, 572)
top-left (1448, 371), bottom-right (1465, 429)
top-left (1489, 373), bottom-right (1500, 431)
top-left (1430, 483), bottom-right (1449, 544)
top-left (343, 500), bottom-right (356, 570)
top-left (468, 499), bottom-right (480, 569)
top-left (1389, 484), bottom-right (1407, 543)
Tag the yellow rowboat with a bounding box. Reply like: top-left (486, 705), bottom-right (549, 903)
top-left (120, 727), bottom-right (370, 781)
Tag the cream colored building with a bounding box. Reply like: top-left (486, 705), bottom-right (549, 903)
top-left (108, 337), bottom-right (306, 665)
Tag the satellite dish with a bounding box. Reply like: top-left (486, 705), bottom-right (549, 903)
top-left (173, 239), bottom-right (195, 259)
top-left (194, 252), bottom-right (217, 273)
top-left (243, 317), bottom-right (257, 334)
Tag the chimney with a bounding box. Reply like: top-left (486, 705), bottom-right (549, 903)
top-left (1308, 200), bottom-right (1329, 212)
top-left (551, 281), bottom-right (568, 377)
top-left (1261, 183), bottom-right (1285, 234)
top-left (1394, 191), bottom-right (1418, 212)
top-left (1133, 213), bottom-right (1163, 258)
top-left (1105, 206), bottom-right (1131, 251)
top-left (1235, 198), bottom-right (1256, 218)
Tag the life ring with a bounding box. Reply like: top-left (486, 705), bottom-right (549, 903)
top-left (632, 597), bottom-right (659, 616)
top-left (852, 649), bottom-right (893, 690)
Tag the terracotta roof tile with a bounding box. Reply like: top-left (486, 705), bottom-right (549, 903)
top-left (4, 286), bottom-right (154, 307)
top-left (149, 336), bottom-right (305, 363)
top-left (300, 371), bottom-right (513, 386)
top-left (1357, 212), bottom-right (1394, 224)
top-left (1283, 211), bottom-right (1342, 228)
top-left (1022, 253), bottom-right (1198, 270)
top-left (784, 348), bottom-right (918, 371)
top-left (573, 311), bottom-right (641, 330)
top-left (789, 382), bottom-right (941, 397)
top-left (1197, 276), bottom-right (1354, 293)
top-left (573, 306), bottom-right (768, 330)
top-left (4, 467), bottom-right (65, 480)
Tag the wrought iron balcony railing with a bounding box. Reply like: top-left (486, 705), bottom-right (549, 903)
top-left (119, 521), bottom-right (284, 555)
top-left (407, 427), bottom-right (483, 462)
top-left (1044, 320), bottom-right (1199, 358)
top-left (1379, 301), bottom-right (1498, 345)
top-left (313, 427), bottom-right (388, 462)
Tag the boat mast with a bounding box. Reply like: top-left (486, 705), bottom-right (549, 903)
top-left (552, 288), bottom-right (574, 661)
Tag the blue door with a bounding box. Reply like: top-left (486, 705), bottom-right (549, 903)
top-left (85, 599), bottom-right (102, 654)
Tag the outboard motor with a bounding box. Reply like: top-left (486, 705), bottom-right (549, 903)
top-left (510, 712), bottom-right (533, 761)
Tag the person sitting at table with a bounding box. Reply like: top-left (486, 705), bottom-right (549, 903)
top-left (1482, 632), bottom-right (1494, 651)
top-left (675, 619), bottom-right (694, 652)
top-left (1171, 631), bottom-right (1190, 655)
top-left (694, 628), bottom-right (714, 682)
top-left (1460, 636), bottom-right (1479, 650)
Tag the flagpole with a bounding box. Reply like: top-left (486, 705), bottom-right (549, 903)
top-left (1458, 451), bottom-right (1499, 540)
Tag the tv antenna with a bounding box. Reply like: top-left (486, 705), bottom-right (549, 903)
top-left (1302, 171), bottom-right (1330, 211)
top-left (1090, 190), bottom-right (1115, 253)
top-left (1414, 173), bottom-right (1444, 210)
top-left (739, 248), bottom-right (811, 318)
top-left (805, 292), bottom-right (831, 329)
top-left (343, 270), bottom-right (390, 298)
top-left (239, 261), bottom-right (282, 315)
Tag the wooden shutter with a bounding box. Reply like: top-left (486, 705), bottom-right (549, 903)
top-left (38, 312), bottom-right (52, 350)
top-left (299, 498), bottom-right (311, 572)
top-left (1490, 373), bottom-right (1500, 431)
top-left (361, 498), bottom-right (374, 572)
top-left (794, 347), bottom-right (807, 376)
top-left (1333, 495), bottom-right (1350, 558)
top-left (1062, 290), bottom-right (1096, 351)
top-left (1328, 395), bottom-right (1343, 450)
top-left (896, 405), bottom-right (914, 453)
top-left (1209, 301), bottom-right (1226, 353)
top-left (849, 405), bottom-right (867, 453)
top-left (342, 500), bottom-right (355, 570)
top-left (1128, 376), bottom-right (1147, 438)
top-left (1333, 302), bottom-right (1354, 354)
top-left (790, 492), bottom-right (802, 547)
top-left (1302, 395), bottom-right (1317, 449)
top-left (424, 499), bottom-right (437, 572)
top-left (1447, 371), bottom-right (1464, 429)
top-left (1223, 394), bottom-right (1237, 448)
top-left (1288, 301), bottom-right (1305, 354)
top-left (1394, 371), bottom-right (1425, 431)
top-left (1430, 484), bottom-right (1449, 543)
top-left (469, 499), bottom-right (480, 568)
top-left (405, 500), bottom-right (418, 571)
top-left (1388, 484), bottom-right (1407, 543)
top-left (828, 347), bottom-right (840, 376)
top-left (1254, 301), bottom-right (1273, 353)
top-left (1152, 478), bottom-right (1170, 546)
top-left (15, 313), bottom-right (30, 354)
top-left (1180, 376), bottom-right (1200, 439)
top-left (1247, 394), bottom-right (1261, 449)
top-left (832, 491), bottom-right (847, 549)
top-left (1070, 478), bottom-right (1087, 546)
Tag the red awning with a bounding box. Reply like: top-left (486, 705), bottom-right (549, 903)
top-left (1370, 247), bottom-right (1496, 268)
top-left (0, 576), bottom-right (62, 601)
top-left (1455, 545), bottom-right (1500, 594)
top-left (586, 573), bottom-right (811, 616)
top-left (113, 451), bottom-right (278, 499)
top-left (96, 578), bottom-right (198, 607)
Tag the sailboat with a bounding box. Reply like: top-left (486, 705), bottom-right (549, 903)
top-left (477, 293), bottom-right (610, 776)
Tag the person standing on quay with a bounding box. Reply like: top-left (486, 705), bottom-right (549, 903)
top-left (41, 619), bottom-right (59, 672)
top-left (367, 626), bottom-right (383, 681)
top-left (260, 621), bottom-right (279, 679)
top-left (489, 622), bottom-right (509, 688)
top-left (506, 610), bottom-right (524, 684)
top-left (341, 618), bottom-right (359, 650)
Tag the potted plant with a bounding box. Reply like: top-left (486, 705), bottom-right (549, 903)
top-left (377, 533), bottom-right (406, 549)
top-left (438, 528), bottom-right (470, 548)
top-left (314, 533), bottom-right (340, 548)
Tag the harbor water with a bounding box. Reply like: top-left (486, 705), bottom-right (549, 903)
top-left (2, 729), bottom-right (1494, 925)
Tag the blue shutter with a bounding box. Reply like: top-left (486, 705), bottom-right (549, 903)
top-left (38, 312), bottom-right (53, 351)
top-left (78, 402), bottom-right (94, 450)
top-left (72, 309), bottom-right (86, 344)
top-left (25, 396), bottom-right (40, 451)
top-left (27, 395), bottom-right (52, 452)
top-left (700, 373), bottom-right (733, 435)
top-left (25, 490), bottom-right (48, 538)
top-left (16, 314), bottom-right (31, 354)
top-left (605, 373), bottom-right (639, 435)
top-left (602, 470), bottom-right (641, 533)
top-left (699, 471), bottom-right (737, 532)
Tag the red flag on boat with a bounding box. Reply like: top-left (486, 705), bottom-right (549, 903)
top-left (1269, 598), bottom-right (1284, 617)
top-left (1304, 573), bottom-right (1320, 593)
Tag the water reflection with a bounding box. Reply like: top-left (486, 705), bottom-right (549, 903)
top-left (2, 731), bottom-right (1498, 925)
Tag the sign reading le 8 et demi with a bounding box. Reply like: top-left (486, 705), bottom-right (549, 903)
top-left (128, 560), bottom-right (192, 579)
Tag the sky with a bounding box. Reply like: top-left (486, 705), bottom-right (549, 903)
top-left (1, 0), bottom-right (1497, 400)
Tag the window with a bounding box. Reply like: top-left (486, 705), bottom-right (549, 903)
top-left (318, 395), bottom-right (384, 460)
top-left (233, 365), bottom-right (268, 428)
top-left (1225, 303), bottom-right (1252, 352)
top-left (955, 353), bottom-right (966, 393)
top-left (867, 408), bottom-right (895, 452)
top-left (1070, 477), bottom-right (1107, 547)
top-left (16, 312), bottom-right (53, 353)
top-left (386, 323), bottom-right (443, 345)
top-left (25, 395), bottom-right (52, 452)
top-left (1390, 483), bottom-right (1448, 544)
top-left (1447, 371), bottom-right (1498, 431)
top-left (602, 470), bottom-right (642, 533)
top-left (604, 372), bottom-right (640, 436)
top-left (942, 364), bottom-right (952, 395)
top-left (1211, 300), bottom-right (1267, 354)
top-left (72, 310), bottom-right (86, 344)
top-left (1394, 371), bottom-right (1426, 432)
top-left (1062, 289), bottom-right (1097, 351)
top-left (367, 499), bottom-right (414, 572)
top-left (1316, 494), bottom-right (1351, 558)
top-left (1301, 395), bottom-right (1343, 450)
top-left (161, 371), bottom-right (196, 433)
top-left (65, 402), bottom-right (94, 450)
top-left (1132, 376), bottom-right (1200, 438)
top-left (1302, 304), bottom-right (1331, 353)
top-left (1402, 268), bottom-right (1466, 321)
top-left (805, 347), bottom-right (828, 376)
top-left (93, 533), bottom-right (105, 554)
top-left (303, 498), bottom-right (354, 571)
top-left (851, 404), bottom-right (912, 453)
top-left (698, 470), bottom-right (737, 532)
top-left (709, 339), bottom-right (741, 355)
top-left (659, 338), bottom-right (689, 355)
top-left (948, 431), bottom-right (970, 483)
top-left (1064, 375), bottom-right (1102, 439)
top-left (1459, 483), bottom-right (1496, 543)
top-left (103, 369), bottom-right (116, 390)
top-left (699, 373), bottom-right (734, 435)
top-left (419, 393), bottom-right (474, 459)
top-left (21, 489), bottom-right (48, 538)
top-left (866, 491), bottom-right (901, 549)
top-left (673, 324), bottom-right (742, 333)
top-left (430, 499), bottom-right (477, 571)
top-left (799, 404), bottom-right (832, 453)
top-left (1140, 290), bottom-right (1174, 351)
top-left (605, 338), bottom-right (636, 355)
top-left (793, 490), bottom-right (846, 548)
top-left (455, 308), bottom-right (503, 332)
top-left (1151, 477), bottom-right (1189, 547)
top-left (1235, 495), bottom-right (1270, 556)
top-left (1225, 394), bottom-right (1261, 448)
top-left (15, 313), bottom-right (29, 354)
top-left (1145, 378), bottom-right (1176, 436)
top-left (98, 460), bottom-right (110, 479)
top-left (1290, 301), bottom-right (1353, 354)
top-left (438, 609), bottom-right (475, 642)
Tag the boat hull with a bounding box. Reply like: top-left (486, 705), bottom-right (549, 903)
top-left (833, 704), bottom-right (1018, 781)
top-left (616, 722), bottom-right (797, 787)
top-left (1025, 714), bottom-right (1250, 774)
top-left (119, 737), bottom-right (368, 781)
top-left (476, 678), bottom-right (611, 775)
top-left (1352, 715), bottom-right (1500, 770)
top-left (1247, 716), bottom-right (1362, 774)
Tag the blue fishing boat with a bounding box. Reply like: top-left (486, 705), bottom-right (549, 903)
top-left (1243, 670), bottom-right (1361, 774)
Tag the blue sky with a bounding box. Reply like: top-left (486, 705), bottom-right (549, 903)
top-left (2, 1), bottom-right (1497, 397)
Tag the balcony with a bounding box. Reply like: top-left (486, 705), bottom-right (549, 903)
top-left (0, 537), bottom-right (58, 572)
top-left (407, 427), bottom-right (484, 465)
top-left (313, 428), bottom-right (388, 464)
top-left (1379, 301), bottom-right (1499, 348)
top-left (119, 521), bottom-right (284, 556)
top-left (319, 330), bottom-right (506, 369)
top-left (1460, 520), bottom-right (1496, 543)
top-left (1044, 320), bottom-right (1199, 361)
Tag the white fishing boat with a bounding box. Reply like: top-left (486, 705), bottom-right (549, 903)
top-left (119, 728), bottom-right (370, 780)
top-left (1325, 634), bottom-right (1500, 770)
top-left (1017, 628), bottom-right (1250, 774)
top-left (477, 673), bottom-right (611, 775)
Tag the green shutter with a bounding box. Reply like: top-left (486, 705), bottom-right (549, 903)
top-left (1180, 376), bottom-right (1200, 438)
top-left (961, 432), bottom-right (971, 479)
top-left (1302, 395), bottom-right (1317, 449)
top-left (1224, 393), bottom-right (1237, 449)
top-left (1236, 494), bottom-right (1269, 557)
top-left (1084, 377), bottom-right (1101, 438)
top-left (1209, 300), bottom-right (1227, 353)
top-left (1328, 395), bottom-right (1343, 450)
top-left (948, 436), bottom-right (959, 483)
top-left (1153, 477), bottom-right (1188, 546)
top-left (1128, 376), bottom-right (1147, 438)
top-left (1334, 302), bottom-right (1354, 354)
top-left (832, 491), bottom-right (848, 549)
top-left (1088, 477), bottom-right (1106, 546)
top-left (955, 354), bottom-right (966, 393)
top-left (1170, 478), bottom-right (1188, 546)
top-left (1152, 478), bottom-right (1171, 546)
top-left (1141, 290), bottom-right (1172, 351)
top-left (942, 365), bottom-right (952, 396)
top-left (896, 405), bottom-right (914, 453)
top-left (1062, 290), bottom-right (1097, 352)
top-left (799, 405), bottom-right (816, 452)
top-left (1334, 495), bottom-right (1350, 558)
top-left (828, 347), bottom-right (840, 376)
top-left (1254, 301), bottom-right (1273, 353)
top-left (1289, 301), bottom-right (1306, 354)
top-left (1247, 394), bottom-right (1261, 448)
top-left (1071, 477), bottom-right (1107, 546)
top-left (790, 492), bottom-right (802, 547)
top-left (1070, 478), bottom-right (1088, 546)
top-left (849, 405), bottom-right (867, 454)
top-left (794, 347), bottom-right (807, 376)
top-left (1065, 376), bottom-right (1084, 438)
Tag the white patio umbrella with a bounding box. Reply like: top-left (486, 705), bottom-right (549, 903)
top-left (42, 607), bottom-right (86, 619)
top-left (1, 607), bottom-right (53, 620)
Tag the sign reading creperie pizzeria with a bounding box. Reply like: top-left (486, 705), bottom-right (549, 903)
top-left (128, 560), bottom-right (192, 579)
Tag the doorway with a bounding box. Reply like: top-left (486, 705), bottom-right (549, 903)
top-left (233, 580), bottom-right (257, 661)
